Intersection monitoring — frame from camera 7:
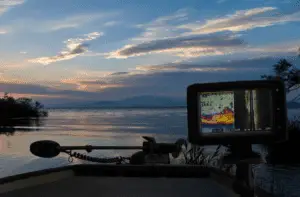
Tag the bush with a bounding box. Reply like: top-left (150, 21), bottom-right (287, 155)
top-left (179, 143), bottom-right (236, 175)
top-left (0, 93), bottom-right (48, 125)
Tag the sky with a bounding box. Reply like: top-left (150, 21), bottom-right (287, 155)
top-left (0, 0), bottom-right (300, 106)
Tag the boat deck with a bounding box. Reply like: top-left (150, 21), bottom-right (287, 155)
top-left (1, 176), bottom-right (237, 197)
top-left (0, 164), bottom-right (241, 197)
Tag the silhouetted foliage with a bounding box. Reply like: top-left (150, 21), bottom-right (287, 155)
top-left (261, 59), bottom-right (300, 96)
top-left (0, 93), bottom-right (48, 125)
top-left (261, 57), bottom-right (300, 164)
top-left (180, 144), bottom-right (235, 175)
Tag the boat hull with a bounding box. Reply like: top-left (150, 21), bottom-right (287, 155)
top-left (0, 164), bottom-right (241, 197)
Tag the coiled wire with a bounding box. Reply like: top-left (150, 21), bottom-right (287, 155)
top-left (63, 150), bottom-right (130, 164)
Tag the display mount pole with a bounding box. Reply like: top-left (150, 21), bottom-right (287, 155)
top-left (227, 143), bottom-right (256, 197)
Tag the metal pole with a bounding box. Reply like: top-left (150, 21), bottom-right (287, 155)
top-left (232, 143), bottom-right (255, 197)
top-left (60, 146), bottom-right (143, 151)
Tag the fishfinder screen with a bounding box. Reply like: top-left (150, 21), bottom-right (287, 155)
top-left (199, 89), bottom-right (273, 135)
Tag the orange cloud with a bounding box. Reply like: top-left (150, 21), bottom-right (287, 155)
top-left (28, 32), bottom-right (103, 65)
top-left (0, 92), bottom-right (69, 99)
top-left (0, 76), bottom-right (29, 85)
top-left (61, 77), bottom-right (125, 92)
top-left (60, 70), bottom-right (121, 92)
top-left (77, 83), bottom-right (125, 92)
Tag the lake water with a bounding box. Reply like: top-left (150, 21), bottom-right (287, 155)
top-left (0, 108), bottom-right (300, 196)
top-left (0, 108), bottom-right (187, 178)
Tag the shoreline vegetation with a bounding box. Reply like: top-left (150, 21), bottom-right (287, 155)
top-left (261, 58), bottom-right (300, 165)
top-left (0, 93), bottom-right (48, 127)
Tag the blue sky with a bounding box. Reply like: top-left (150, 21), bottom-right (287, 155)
top-left (0, 0), bottom-right (300, 105)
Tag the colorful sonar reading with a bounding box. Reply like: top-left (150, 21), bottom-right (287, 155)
top-left (200, 91), bottom-right (235, 133)
top-left (201, 107), bottom-right (234, 125)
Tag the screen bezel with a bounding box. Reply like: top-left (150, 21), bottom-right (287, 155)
top-left (187, 80), bottom-right (287, 145)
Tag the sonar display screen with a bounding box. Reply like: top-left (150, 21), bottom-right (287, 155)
top-left (199, 89), bottom-right (273, 135)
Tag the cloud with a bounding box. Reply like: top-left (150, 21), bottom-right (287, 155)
top-left (5, 56), bottom-right (300, 105)
top-left (108, 34), bottom-right (245, 58)
top-left (223, 39), bottom-right (300, 59)
top-left (2, 11), bottom-right (119, 33)
top-left (131, 6), bottom-right (300, 42)
top-left (0, 29), bottom-right (7, 34)
top-left (0, 82), bottom-right (108, 105)
top-left (60, 70), bottom-right (118, 91)
top-left (133, 8), bottom-right (189, 42)
top-left (103, 21), bottom-right (119, 27)
top-left (134, 58), bottom-right (272, 74)
top-left (135, 64), bottom-right (232, 72)
top-left (179, 7), bottom-right (300, 35)
top-left (0, 80), bottom-right (128, 105)
top-left (0, 0), bottom-right (24, 15)
top-left (0, 0), bottom-right (24, 6)
top-left (247, 41), bottom-right (300, 56)
top-left (62, 57), bottom-right (272, 93)
top-left (73, 58), bottom-right (275, 99)
top-left (217, 0), bottom-right (228, 3)
top-left (28, 32), bottom-right (103, 65)
top-left (106, 7), bottom-right (300, 60)
top-left (76, 81), bottom-right (126, 91)
top-left (0, 0), bottom-right (24, 33)
top-left (0, 92), bottom-right (68, 99)
top-left (109, 72), bottom-right (130, 76)
top-left (44, 12), bottom-right (118, 31)
top-left (0, 72), bottom-right (31, 84)
top-left (108, 28), bottom-right (300, 60)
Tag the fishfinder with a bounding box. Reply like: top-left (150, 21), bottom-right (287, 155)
top-left (187, 80), bottom-right (287, 145)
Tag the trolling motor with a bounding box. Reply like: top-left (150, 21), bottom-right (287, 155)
top-left (30, 136), bottom-right (185, 165)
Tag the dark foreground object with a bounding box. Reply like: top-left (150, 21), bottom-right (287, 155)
top-left (0, 164), bottom-right (241, 197)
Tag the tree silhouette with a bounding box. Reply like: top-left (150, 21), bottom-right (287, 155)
top-left (261, 58), bottom-right (300, 101)
top-left (262, 52), bottom-right (300, 165)
top-left (0, 93), bottom-right (48, 123)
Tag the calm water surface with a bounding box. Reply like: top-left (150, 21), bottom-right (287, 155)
top-left (0, 108), bottom-right (187, 178)
top-left (0, 108), bottom-right (299, 196)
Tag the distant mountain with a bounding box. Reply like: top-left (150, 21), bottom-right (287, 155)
top-left (287, 101), bottom-right (300, 109)
top-left (48, 96), bottom-right (186, 109)
top-left (93, 96), bottom-right (185, 108)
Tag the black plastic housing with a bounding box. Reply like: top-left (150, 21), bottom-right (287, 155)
top-left (187, 80), bottom-right (287, 145)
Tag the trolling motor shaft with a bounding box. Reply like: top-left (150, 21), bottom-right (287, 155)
top-left (30, 136), bottom-right (183, 159)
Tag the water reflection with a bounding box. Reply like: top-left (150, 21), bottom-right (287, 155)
top-left (0, 109), bottom-right (186, 178)
top-left (0, 118), bottom-right (46, 136)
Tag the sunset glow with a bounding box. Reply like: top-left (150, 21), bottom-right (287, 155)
top-left (0, 0), bottom-right (299, 106)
